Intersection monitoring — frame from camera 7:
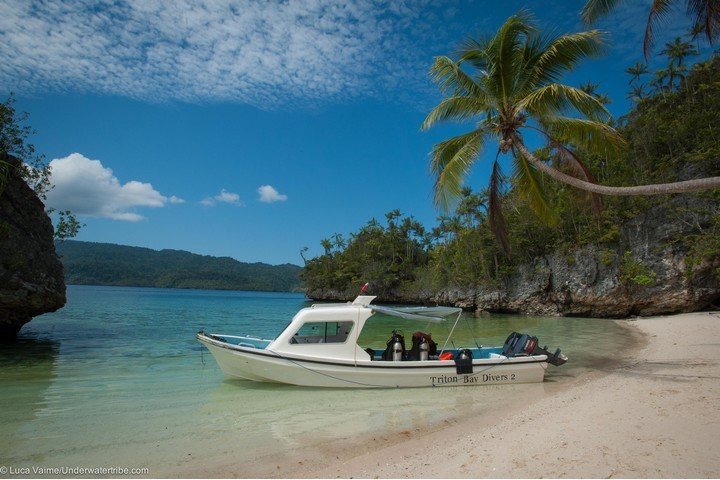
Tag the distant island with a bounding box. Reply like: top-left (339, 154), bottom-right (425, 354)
top-left (55, 240), bottom-right (302, 292)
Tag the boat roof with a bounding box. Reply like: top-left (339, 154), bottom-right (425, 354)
top-left (370, 305), bottom-right (462, 323)
top-left (310, 295), bottom-right (461, 323)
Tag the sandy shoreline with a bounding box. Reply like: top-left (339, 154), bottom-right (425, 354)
top-left (291, 311), bottom-right (720, 478)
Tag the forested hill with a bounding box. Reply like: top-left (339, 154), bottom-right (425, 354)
top-left (55, 240), bottom-right (302, 292)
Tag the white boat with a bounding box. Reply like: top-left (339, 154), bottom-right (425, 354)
top-left (196, 295), bottom-right (567, 388)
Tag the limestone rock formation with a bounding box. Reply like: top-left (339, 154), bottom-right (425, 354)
top-left (462, 195), bottom-right (720, 317)
top-left (308, 195), bottom-right (720, 318)
top-left (0, 154), bottom-right (65, 338)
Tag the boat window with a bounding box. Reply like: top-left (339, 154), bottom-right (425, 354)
top-left (290, 321), bottom-right (354, 344)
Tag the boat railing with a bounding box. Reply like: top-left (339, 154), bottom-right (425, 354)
top-left (206, 333), bottom-right (273, 349)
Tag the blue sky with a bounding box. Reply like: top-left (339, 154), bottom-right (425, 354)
top-left (1, 0), bottom-right (707, 265)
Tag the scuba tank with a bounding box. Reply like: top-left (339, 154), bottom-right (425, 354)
top-left (381, 331), bottom-right (405, 361)
top-left (393, 336), bottom-right (403, 362)
top-left (419, 336), bottom-right (429, 361)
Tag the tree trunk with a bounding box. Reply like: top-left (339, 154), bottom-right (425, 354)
top-left (513, 137), bottom-right (720, 195)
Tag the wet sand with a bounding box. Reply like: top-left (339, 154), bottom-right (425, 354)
top-left (297, 311), bottom-right (720, 478)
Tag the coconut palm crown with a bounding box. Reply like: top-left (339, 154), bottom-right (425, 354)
top-left (661, 37), bottom-right (699, 66)
top-left (626, 62), bottom-right (649, 84)
top-left (421, 12), bottom-right (622, 251)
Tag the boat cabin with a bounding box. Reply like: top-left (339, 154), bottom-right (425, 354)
top-left (220, 295), bottom-right (502, 364)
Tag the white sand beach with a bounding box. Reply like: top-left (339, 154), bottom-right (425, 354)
top-left (296, 311), bottom-right (720, 478)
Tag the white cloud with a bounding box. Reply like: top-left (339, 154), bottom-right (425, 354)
top-left (201, 189), bottom-right (244, 207)
top-left (258, 185), bottom-right (287, 203)
top-left (45, 153), bottom-right (175, 221)
top-left (216, 189), bottom-right (242, 205)
top-left (169, 195), bottom-right (185, 204)
top-left (0, 0), bottom-right (444, 107)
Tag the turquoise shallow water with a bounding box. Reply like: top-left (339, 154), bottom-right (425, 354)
top-left (0, 285), bottom-right (635, 477)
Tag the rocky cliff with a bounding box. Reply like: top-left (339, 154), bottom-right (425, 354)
top-left (0, 154), bottom-right (65, 338)
top-left (307, 194), bottom-right (720, 317)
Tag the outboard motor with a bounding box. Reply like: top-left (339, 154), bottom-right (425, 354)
top-left (502, 332), bottom-right (538, 357)
top-left (536, 346), bottom-right (568, 366)
top-left (455, 348), bottom-right (473, 374)
top-left (502, 332), bottom-right (568, 366)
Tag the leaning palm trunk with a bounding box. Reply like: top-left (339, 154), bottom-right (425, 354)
top-left (424, 12), bottom-right (720, 252)
top-left (513, 137), bottom-right (720, 195)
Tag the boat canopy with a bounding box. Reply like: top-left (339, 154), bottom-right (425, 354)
top-left (369, 305), bottom-right (462, 323)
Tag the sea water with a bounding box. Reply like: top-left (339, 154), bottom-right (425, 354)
top-left (0, 285), bottom-right (635, 477)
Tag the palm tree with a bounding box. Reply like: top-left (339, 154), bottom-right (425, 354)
top-left (626, 62), bottom-right (649, 84)
top-left (580, 81), bottom-right (612, 105)
top-left (320, 238), bottom-right (333, 256)
top-left (649, 69), bottom-right (668, 93)
top-left (659, 63), bottom-right (688, 89)
top-left (661, 37), bottom-right (699, 66)
top-left (423, 12), bottom-right (720, 250)
top-left (627, 84), bottom-right (647, 102)
top-left (581, 0), bottom-right (720, 58)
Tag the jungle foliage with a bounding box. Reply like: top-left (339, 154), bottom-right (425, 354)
top-left (1, 95), bottom-right (81, 239)
top-left (302, 56), bottom-right (720, 298)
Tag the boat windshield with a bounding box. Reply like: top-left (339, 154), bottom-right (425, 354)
top-left (290, 321), bottom-right (354, 344)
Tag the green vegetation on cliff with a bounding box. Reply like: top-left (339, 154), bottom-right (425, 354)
top-left (302, 56), bottom-right (720, 301)
top-left (56, 240), bottom-right (302, 292)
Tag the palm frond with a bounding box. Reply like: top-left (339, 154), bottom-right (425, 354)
top-left (458, 36), bottom-right (492, 72)
top-left (517, 30), bottom-right (559, 90)
top-left (543, 116), bottom-right (626, 155)
top-left (532, 30), bottom-right (607, 85)
top-left (517, 83), bottom-right (611, 122)
top-left (430, 130), bottom-right (486, 211)
top-left (488, 158), bottom-right (511, 254)
top-left (482, 10), bottom-right (535, 103)
top-left (581, 0), bottom-right (623, 24)
top-left (687, 0), bottom-right (720, 44)
top-left (429, 56), bottom-right (485, 98)
top-left (421, 96), bottom-right (490, 131)
top-left (512, 151), bottom-right (559, 226)
top-left (644, 0), bottom-right (674, 58)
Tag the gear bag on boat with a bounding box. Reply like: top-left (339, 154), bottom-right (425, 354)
top-left (455, 348), bottom-right (473, 374)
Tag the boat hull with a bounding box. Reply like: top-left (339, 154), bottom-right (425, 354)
top-left (199, 335), bottom-right (547, 388)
